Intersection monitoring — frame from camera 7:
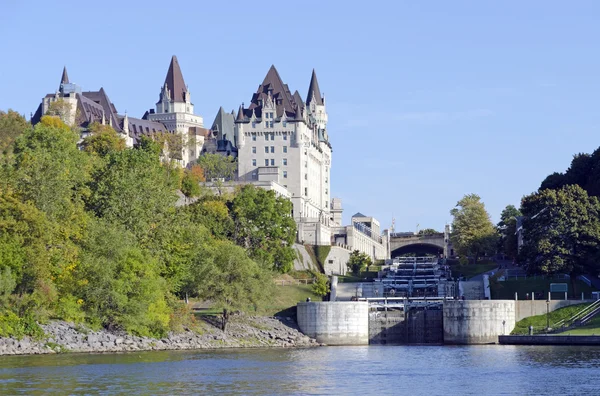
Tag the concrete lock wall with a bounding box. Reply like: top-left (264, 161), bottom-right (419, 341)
top-left (515, 300), bottom-right (592, 322)
top-left (443, 300), bottom-right (516, 344)
top-left (297, 302), bottom-right (369, 345)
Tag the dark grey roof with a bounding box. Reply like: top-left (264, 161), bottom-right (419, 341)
top-left (352, 212), bottom-right (367, 218)
top-left (81, 88), bottom-right (120, 131)
top-left (31, 103), bottom-right (43, 125)
top-left (60, 66), bottom-right (69, 88)
top-left (306, 69), bottom-right (323, 106)
top-left (236, 105), bottom-right (245, 122)
top-left (247, 65), bottom-right (297, 119)
top-left (211, 107), bottom-right (235, 142)
top-left (119, 116), bottom-right (166, 140)
top-left (162, 55), bottom-right (188, 103)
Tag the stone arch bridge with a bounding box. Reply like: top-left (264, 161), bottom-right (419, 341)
top-left (389, 232), bottom-right (453, 258)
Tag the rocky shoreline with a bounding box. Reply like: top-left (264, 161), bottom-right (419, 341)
top-left (0, 316), bottom-right (319, 356)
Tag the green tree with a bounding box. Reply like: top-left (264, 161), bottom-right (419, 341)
top-left (418, 228), bottom-right (439, 236)
top-left (347, 250), bottom-right (372, 276)
top-left (195, 240), bottom-right (273, 331)
top-left (74, 219), bottom-right (171, 336)
top-left (230, 185), bottom-right (296, 272)
top-left (81, 123), bottom-right (126, 157)
top-left (450, 194), bottom-right (498, 262)
top-left (0, 110), bottom-right (30, 156)
top-left (87, 144), bottom-right (178, 243)
top-left (12, 116), bottom-right (91, 222)
top-left (186, 197), bottom-right (233, 239)
top-left (311, 272), bottom-right (330, 297)
top-left (197, 153), bottom-right (236, 181)
top-left (520, 185), bottom-right (600, 290)
top-left (497, 205), bottom-right (522, 260)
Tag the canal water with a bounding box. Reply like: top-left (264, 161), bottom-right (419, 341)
top-left (0, 345), bottom-right (599, 395)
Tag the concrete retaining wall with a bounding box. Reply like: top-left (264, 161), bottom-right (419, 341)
top-left (323, 246), bottom-right (351, 276)
top-left (444, 300), bottom-right (515, 344)
top-left (515, 300), bottom-right (592, 322)
top-left (296, 302), bottom-right (369, 345)
top-left (500, 335), bottom-right (600, 345)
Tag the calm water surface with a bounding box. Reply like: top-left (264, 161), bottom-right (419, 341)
top-left (0, 345), bottom-right (599, 395)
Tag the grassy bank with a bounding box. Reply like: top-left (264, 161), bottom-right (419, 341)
top-left (556, 316), bottom-right (600, 335)
top-left (511, 303), bottom-right (591, 334)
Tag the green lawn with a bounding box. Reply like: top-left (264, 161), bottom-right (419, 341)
top-left (451, 262), bottom-right (498, 279)
top-left (491, 278), bottom-right (596, 300)
top-left (511, 303), bottom-right (591, 334)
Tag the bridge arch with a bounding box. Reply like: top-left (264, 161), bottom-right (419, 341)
top-left (391, 243), bottom-right (443, 258)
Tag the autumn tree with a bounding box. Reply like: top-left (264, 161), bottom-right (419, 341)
top-left (181, 164), bottom-right (205, 200)
top-left (450, 194), bottom-right (498, 262)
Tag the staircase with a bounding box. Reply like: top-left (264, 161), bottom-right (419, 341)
top-left (551, 300), bottom-right (600, 332)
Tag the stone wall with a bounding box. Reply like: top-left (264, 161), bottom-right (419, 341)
top-left (0, 316), bottom-right (319, 356)
top-left (443, 300), bottom-right (516, 344)
top-left (296, 302), bottom-right (369, 345)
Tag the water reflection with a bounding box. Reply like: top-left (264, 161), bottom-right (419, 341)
top-left (0, 346), bottom-right (599, 394)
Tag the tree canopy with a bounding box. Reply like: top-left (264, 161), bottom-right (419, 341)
top-left (450, 194), bottom-right (497, 262)
top-left (0, 114), bottom-right (291, 337)
top-left (519, 185), bottom-right (600, 279)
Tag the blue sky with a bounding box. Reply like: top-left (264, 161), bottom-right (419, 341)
top-left (1, 1), bottom-right (599, 231)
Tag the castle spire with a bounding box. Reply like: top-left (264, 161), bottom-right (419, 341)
top-left (306, 69), bottom-right (323, 106)
top-left (236, 105), bottom-right (245, 122)
top-left (59, 66), bottom-right (69, 92)
top-left (163, 55), bottom-right (188, 102)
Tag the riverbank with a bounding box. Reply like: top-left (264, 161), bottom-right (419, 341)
top-left (0, 316), bottom-right (319, 356)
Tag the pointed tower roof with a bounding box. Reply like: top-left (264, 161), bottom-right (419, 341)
top-left (306, 69), bottom-right (323, 106)
top-left (248, 65), bottom-right (295, 118)
top-left (163, 55), bottom-right (188, 102)
top-left (61, 66), bottom-right (70, 85)
top-left (236, 105), bottom-right (245, 122)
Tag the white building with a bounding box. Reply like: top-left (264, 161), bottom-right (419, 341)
top-left (145, 56), bottom-right (205, 166)
top-left (234, 66), bottom-right (333, 244)
top-left (332, 212), bottom-right (388, 261)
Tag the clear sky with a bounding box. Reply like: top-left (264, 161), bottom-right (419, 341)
top-left (1, 1), bottom-right (599, 231)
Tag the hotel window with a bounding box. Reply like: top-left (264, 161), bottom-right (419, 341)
top-left (269, 121), bottom-right (274, 128)
top-left (264, 147), bottom-right (269, 153)
top-left (252, 134), bottom-right (256, 140)
top-left (283, 158), bottom-right (287, 166)
top-left (270, 134), bottom-right (274, 140)
top-left (270, 159), bottom-right (275, 166)
top-left (252, 159), bottom-right (256, 166)
top-left (265, 121), bottom-right (269, 128)
top-left (283, 146), bottom-right (287, 153)
top-left (252, 147), bottom-right (256, 154)
top-left (283, 171), bottom-right (287, 178)
top-left (304, 161), bottom-right (307, 168)
top-left (270, 146), bottom-right (274, 153)
top-left (252, 122), bottom-right (256, 128)
top-left (283, 134), bottom-right (287, 140)
top-left (264, 159), bottom-right (269, 166)
top-left (304, 188), bottom-right (308, 196)
top-left (283, 121), bottom-right (287, 127)
top-left (265, 134), bottom-right (268, 141)
top-left (325, 189), bottom-right (328, 195)
top-left (305, 174), bottom-right (307, 180)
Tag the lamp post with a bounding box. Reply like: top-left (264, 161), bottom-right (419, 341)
top-left (546, 298), bottom-right (550, 333)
